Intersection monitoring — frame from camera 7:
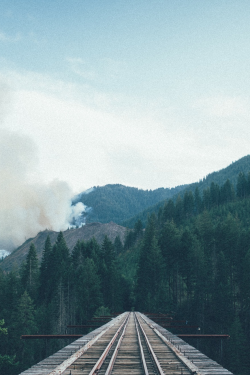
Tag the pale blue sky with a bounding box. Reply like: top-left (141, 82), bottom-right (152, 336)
top-left (1, 1), bottom-right (250, 192)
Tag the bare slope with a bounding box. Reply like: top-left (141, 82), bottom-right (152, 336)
top-left (0, 222), bottom-right (127, 272)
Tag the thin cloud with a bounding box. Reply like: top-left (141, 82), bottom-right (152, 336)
top-left (194, 96), bottom-right (250, 118)
top-left (67, 57), bottom-right (97, 81)
top-left (0, 31), bottom-right (21, 43)
top-left (67, 56), bottom-right (129, 84)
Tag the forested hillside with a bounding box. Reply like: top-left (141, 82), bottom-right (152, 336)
top-left (73, 183), bottom-right (187, 224)
top-left (2, 171), bottom-right (250, 374)
top-left (123, 155), bottom-right (250, 227)
top-left (0, 222), bottom-right (127, 272)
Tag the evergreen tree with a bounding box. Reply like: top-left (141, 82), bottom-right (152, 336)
top-left (175, 195), bottom-right (183, 223)
top-left (210, 182), bottom-right (220, 207)
top-left (101, 236), bottom-right (121, 311)
top-left (0, 320), bottom-right (18, 374)
top-left (162, 199), bottom-right (175, 222)
top-left (225, 317), bottom-right (249, 375)
top-left (134, 219), bottom-right (143, 237)
top-left (241, 249), bottom-right (250, 339)
top-left (179, 229), bottom-right (197, 306)
top-left (211, 251), bottom-right (231, 332)
top-left (158, 220), bottom-right (180, 307)
top-left (46, 232), bottom-right (71, 333)
top-left (183, 191), bottom-right (194, 216)
top-left (220, 179), bottom-right (235, 204)
top-left (114, 236), bottom-right (123, 254)
top-left (21, 244), bottom-right (39, 299)
top-left (194, 187), bottom-right (202, 214)
top-left (136, 215), bottom-right (165, 312)
top-left (237, 172), bottom-right (248, 199)
top-left (75, 258), bottom-right (102, 323)
top-left (203, 187), bottom-right (210, 210)
top-left (39, 236), bottom-right (52, 302)
top-left (11, 291), bottom-right (37, 372)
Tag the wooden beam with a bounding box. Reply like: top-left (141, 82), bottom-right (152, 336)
top-left (21, 335), bottom-right (83, 339)
top-left (177, 334), bottom-right (230, 339)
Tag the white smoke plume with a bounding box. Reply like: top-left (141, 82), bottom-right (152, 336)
top-left (0, 129), bottom-right (85, 250)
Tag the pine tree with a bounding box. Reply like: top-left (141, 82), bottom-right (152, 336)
top-left (21, 244), bottom-right (39, 299)
top-left (136, 215), bottom-right (165, 312)
top-left (237, 172), bottom-right (247, 199)
top-left (225, 317), bottom-right (249, 374)
top-left (175, 195), bottom-right (183, 223)
top-left (75, 258), bottom-right (102, 323)
top-left (210, 182), bottom-right (220, 207)
top-left (179, 229), bottom-right (197, 306)
top-left (162, 199), bottom-right (175, 222)
top-left (45, 232), bottom-right (71, 333)
top-left (39, 236), bottom-right (52, 302)
top-left (0, 320), bottom-right (18, 374)
top-left (158, 220), bottom-right (180, 307)
top-left (203, 187), bottom-right (210, 210)
top-left (194, 186), bottom-right (202, 214)
top-left (101, 236), bottom-right (121, 311)
top-left (11, 291), bottom-right (37, 372)
top-left (183, 191), bottom-right (194, 216)
top-left (220, 179), bottom-right (235, 204)
top-left (114, 236), bottom-right (123, 254)
top-left (134, 219), bottom-right (143, 237)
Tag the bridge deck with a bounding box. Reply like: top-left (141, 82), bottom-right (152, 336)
top-left (19, 312), bottom-right (234, 375)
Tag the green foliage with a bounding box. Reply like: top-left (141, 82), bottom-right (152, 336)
top-left (74, 183), bottom-right (187, 224)
top-left (0, 320), bottom-right (18, 374)
top-left (0, 354), bottom-right (18, 374)
top-left (123, 156), bottom-right (250, 227)
top-left (74, 259), bottom-right (102, 322)
top-left (39, 236), bottom-right (52, 302)
top-left (94, 306), bottom-right (110, 317)
top-left (20, 243), bottom-right (39, 299)
top-left (0, 319), bottom-right (7, 336)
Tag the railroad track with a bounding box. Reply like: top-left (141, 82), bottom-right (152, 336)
top-left (47, 312), bottom-right (194, 375)
top-left (21, 312), bottom-right (234, 375)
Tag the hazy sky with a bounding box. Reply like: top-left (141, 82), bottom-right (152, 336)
top-left (1, 0), bottom-right (250, 193)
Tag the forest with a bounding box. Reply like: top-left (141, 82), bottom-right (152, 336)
top-left (1, 172), bottom-right (250, 374)
top-left (74, 183), bottom-right (187, 224)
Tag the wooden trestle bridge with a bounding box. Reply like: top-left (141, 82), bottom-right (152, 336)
top-left (20, 312), bottom-right (233, 375)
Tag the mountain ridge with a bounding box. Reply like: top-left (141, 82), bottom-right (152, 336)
top-left (122, 154), bottom-right (250, 227)
top-left (74, 183), bottom-right (188, 224)
top-left (0, 222), bottom-right (127, 272)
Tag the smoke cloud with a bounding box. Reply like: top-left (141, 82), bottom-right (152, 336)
top-left (0, 129), bottom-right (85, 250)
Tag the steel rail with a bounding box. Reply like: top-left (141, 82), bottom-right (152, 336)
top-left (104, 313), bottom-right (130, 375)
top-left (139, 312), bottom-right (202, 375)
top-left (135, 316), bottom-right (149, 375)
top-left (46, 313), bottom-right (124, 375)
top-left (88, 312), bottom-right (130, 375)
top-left (135, 313), bottom-right (165, 375)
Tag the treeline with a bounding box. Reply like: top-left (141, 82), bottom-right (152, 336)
top-left (0, 234), bottom-right (131, 374)
top-left (75, 183), bottom-right (186, 224)
top-left (79, 156), bottom-right (250, 227)
top-left (125, 171), bottom-right (250, 227)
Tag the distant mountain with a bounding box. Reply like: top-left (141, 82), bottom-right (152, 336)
top-left (189, 154), bottom-right (250, 192)
top-left (123, 155), bottom-right (250, 227)
top-left (0, 222), bottom-right (127, 272)
top-left (73, 183), bottom-right (188, 225)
